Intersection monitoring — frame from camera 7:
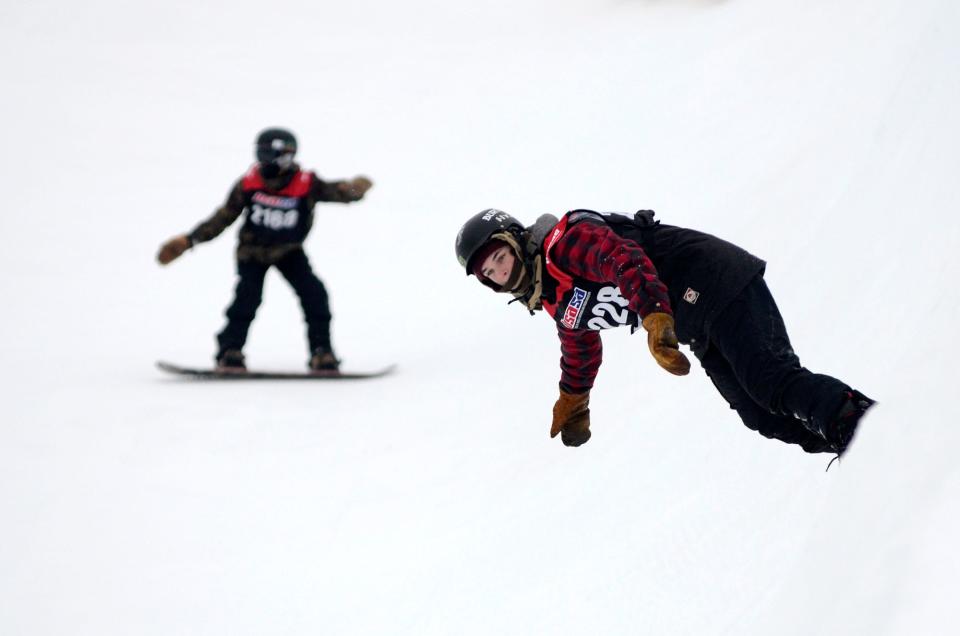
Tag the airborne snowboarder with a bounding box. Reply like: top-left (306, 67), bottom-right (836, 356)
top-left (455, 208), bottom-right (874, 458)
top-left (157, 128), bottom-right (372, 372)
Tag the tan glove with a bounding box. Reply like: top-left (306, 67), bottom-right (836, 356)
top-left (641, 312), bottom-right (691, 376)
top-left (337, 175), bottom-right (373, 200)
top-left (157, 235), bottom-right (191, 265)
top-left (551, 389), bottom-right (591, 447)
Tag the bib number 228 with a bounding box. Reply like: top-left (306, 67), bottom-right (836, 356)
top-left (586, 286), bottom-right (630, 330)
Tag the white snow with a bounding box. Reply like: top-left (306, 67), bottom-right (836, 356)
top-left (1, 0), bottom-right (959, 634)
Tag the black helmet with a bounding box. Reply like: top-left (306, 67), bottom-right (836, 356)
top-left (255, 127), bottom-right (297, 169)
top-left (455, 209), bottom-right (525, 275)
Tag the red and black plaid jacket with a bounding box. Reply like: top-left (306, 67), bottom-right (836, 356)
top-left (547, 215), bottom-right (672, 393)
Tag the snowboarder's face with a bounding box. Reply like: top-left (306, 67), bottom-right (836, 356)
top-left (478, 245), bottom-right (515, 287)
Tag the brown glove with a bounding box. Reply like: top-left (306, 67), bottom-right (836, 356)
top-left (157, 235), bottom-right (192, 265)
top-left (551, 389), bottom-right (591, 447)
top-left (641, 312), bottom-right (691, 376)
top-left (337, 175), bottom-right (373, 200)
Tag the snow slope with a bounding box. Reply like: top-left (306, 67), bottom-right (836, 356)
top-left (1, 0), bottom-right (958, 634)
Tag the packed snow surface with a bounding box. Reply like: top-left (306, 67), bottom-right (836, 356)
top-left (2, 0), bottom-right (958, 634)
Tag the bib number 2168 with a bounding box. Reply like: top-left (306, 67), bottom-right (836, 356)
top-left (250, 203), bottom-right (299, 230)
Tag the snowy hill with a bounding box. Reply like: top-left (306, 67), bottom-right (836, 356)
top-left (1, 0), bottom-right (959, 634)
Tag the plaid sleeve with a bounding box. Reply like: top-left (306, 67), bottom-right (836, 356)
top-left (552, 218), bottom-right (672, 318)
top-left (557, 326), bottom-right (602, 393)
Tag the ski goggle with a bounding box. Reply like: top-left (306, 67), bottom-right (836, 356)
top-left (256, 139), bottom-right (296, 167)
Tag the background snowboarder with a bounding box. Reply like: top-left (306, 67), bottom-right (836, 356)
top-left (157, 127), bottom-right (372, 372)
top-left (455, 208), bottom-right (874, 457)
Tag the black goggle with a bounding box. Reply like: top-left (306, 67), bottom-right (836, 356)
top-left (256, 141), bottom-right (296, 166)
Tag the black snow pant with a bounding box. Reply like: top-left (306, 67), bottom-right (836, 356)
top-left (216, 248), bottom-right (332, 358)
top-left (691, 275), bottom-right (850, 454)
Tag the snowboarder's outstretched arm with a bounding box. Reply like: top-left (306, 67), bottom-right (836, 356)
top-left (557, 327), bottom-right (602, 395)
top-left (550, 327), bottom-right (601, 447)
top-left (156, 180), bottom-right (245, 265)
top-left (187, 180), bottom-right (245, 245)
top-left (310, 175), bottom-right (373, 203)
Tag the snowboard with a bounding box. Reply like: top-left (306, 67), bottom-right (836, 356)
top-left (156, 360), bottom-right (396, 380)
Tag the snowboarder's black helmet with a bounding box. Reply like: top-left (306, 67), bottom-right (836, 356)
top-left (255, 127), bottom-right (297, 167)
top-left (456, 209), bottom-right (525, 275)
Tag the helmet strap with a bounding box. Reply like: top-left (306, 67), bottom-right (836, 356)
top-left (507, 255), bottom-right (544, 315)
top-left (487, 231), bottom-right (544, 313)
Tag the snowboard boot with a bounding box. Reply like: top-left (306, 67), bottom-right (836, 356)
top-left (309, 347), bottom-right (340, 372)
top-left (215, 349), bottom-right (247, 373)
top-left (822, 389), bottom-right (875, 456)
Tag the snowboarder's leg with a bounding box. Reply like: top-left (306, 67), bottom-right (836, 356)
top-left (706, 276), bottom-right (852, 441)
top-left (696, 344), bottom-right (833, 453)
top-left (215, 259), bottom-right (269, 358)
top-left (275, 249), bottom-right (333, 355)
